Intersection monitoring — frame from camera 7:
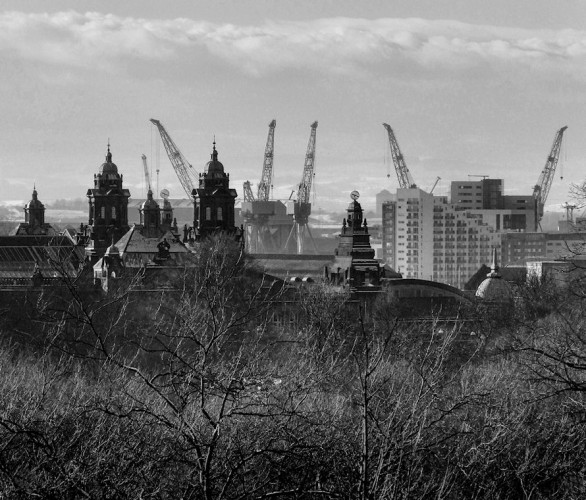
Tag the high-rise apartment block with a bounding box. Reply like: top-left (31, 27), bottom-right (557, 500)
top-left (382, 178), bottom-right (540, 287)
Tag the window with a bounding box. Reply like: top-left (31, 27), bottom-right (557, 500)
top-left (217, 207), bottom-right (223, 221)
top-left (205, 207), bottom-right (211, 220)
top-left (100, 206), bottom-right (105, 219)
top-left (111, 206), bottom-right (116, 219)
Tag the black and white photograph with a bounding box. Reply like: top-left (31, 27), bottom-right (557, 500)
top-left (1, 0), bottom-right (586, 497)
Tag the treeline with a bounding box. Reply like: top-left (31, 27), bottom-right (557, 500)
top-left (1, 237), bottom-right (586, 498)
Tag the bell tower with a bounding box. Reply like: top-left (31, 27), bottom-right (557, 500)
top-left (192, 142), bottom-right (237, 238)
top-left (25, 186), bottom-right (45, 228)
top-left (12, 186), bottom-right (54, 235)
top-left (85, 143), bottom-right (131, 261)
top-left (139, 188), bottom-right (161, 238)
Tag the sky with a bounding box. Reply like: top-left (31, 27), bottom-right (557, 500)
top-left (1, 0), bottom-right (586, 215)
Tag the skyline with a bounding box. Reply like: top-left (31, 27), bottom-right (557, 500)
top-left (2, 1), bottom-right (586, 214)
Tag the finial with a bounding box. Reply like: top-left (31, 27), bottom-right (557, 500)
top-left (106, 139), bottom-right (112, 162)
top-left (212, 138), bottom-right (218, 161)
top-left (487, 247), bottom-right (500, 278)
top-left (491, 247), bottom-right (498, 272)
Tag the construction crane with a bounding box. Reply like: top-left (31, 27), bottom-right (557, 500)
top-left (141, 154), bottom-right (152, 191)
top-left (533, 126), bottom-right (568, 223)
top-left (383, 123), bottom-right (416, 189)
top-left (150, 119), bottom-right (197, 198)
top-left (242, 119), bottom-right (276, 203)
top-left (429, 176), bottom-right (441, 194)
top-left (257, 119), bottom-right (276, 201)
top-left (242, 180), bottom-right (255, 202)
top-left (284, 121), bottom-right (318, 254)
top-left (562, 202), bottom-right (577, 224)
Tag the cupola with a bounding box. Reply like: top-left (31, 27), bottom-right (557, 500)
top-left (205, 141), bottom-right (225, 175)
top-left (476, 248), bottom-right (513, 303)
top-left (99, 143), bottom-right (119, 175)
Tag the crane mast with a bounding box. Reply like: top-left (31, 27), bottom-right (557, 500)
top-left (430, 176), bottom-right (441, 194)
top-left (383, 123), bottom-right (416, 189)
top-left (141, 154), bottom-right (151, 191)
top-left (284, 121), bottom-right (319, 254)
top-left (242, 180), bottom-right (255, 202)
top-left (257, 119), bottom-right (276, 201)
top-left (533, 126), bottom-right (567, 221)
top-left (297, 121), bottom-right (318, 205)
top-left (150, 119), bottom-right (197, 198)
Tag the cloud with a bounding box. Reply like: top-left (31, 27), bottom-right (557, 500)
top-left (1, 11), bottom-right (586, 78)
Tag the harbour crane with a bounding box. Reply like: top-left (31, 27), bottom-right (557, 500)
top-left (242, 119), bottom-right (276, 202)
top-left (429, 176), bottom-right (441, 194)
top-left (150, 119), bottom-right (197, 199)
top-left (562, 202), bottom-right (577, 224)
top-left (242, 180), bottom-right (255, 202)
top-left (533, 126), bottom-right (568, 223)
top-left (141, 154), bottom-right (152, 191)
top-left (383, 123), bottom-right (417, 189)
top-left (284, 121), bottom-right (318, 254)
top-left (257, 119), bottom-right (276, 201)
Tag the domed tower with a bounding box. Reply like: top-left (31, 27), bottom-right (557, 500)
top-left (85, 144), bottom-right (131, 261)
top-left (192, 141), bottom-right (237, 238)
top-left (25, 186), bottom-right (45, 228)
top-left (99, 239), bottom-right (124, 292)
top-left (12, 186), bottom-right (56, 236)
top-left (476, 248), bottom-right (514, 306)
top-left (139, 188), bottom-right (160, 238)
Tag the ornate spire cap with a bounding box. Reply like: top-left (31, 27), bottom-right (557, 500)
top-left (487, 247), bottom-right (501, 278)
top-left (141, 188), bottom-right (159, 210)
top-left (100, 142), bottom-right (119, 175)
top-left (27, 185), bottom-right (44, 209)
top-left (206, 140), bottom-right (224, 174)
top-left (476, 248), bottom-right (512, 302)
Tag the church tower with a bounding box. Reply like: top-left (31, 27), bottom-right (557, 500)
top-left (139, 188), bottom-right (161, 238)
top-left (326, 191), bottom-right (382, 291)
top-left (25, 187), bottom-right (45, 228)
top-left (12, 187), bottom-right (57, 236)
top-left (86, 144), bottom-right (130, 261)
top-left (192, 142), bottom-right (237, 238)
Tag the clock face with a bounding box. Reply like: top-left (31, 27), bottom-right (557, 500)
top-left (350, 190), bottom-right (360, 200)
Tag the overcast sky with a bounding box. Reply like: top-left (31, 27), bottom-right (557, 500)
top-left (1, 0), bottom-right (586, 214)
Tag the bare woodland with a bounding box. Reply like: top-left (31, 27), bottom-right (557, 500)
top-left (1, 236), bottom-right (586, 499)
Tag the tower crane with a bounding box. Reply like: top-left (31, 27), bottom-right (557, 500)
top-left (141, 154), bottom-right (152, 191)
top-left (242, 119), bottom-right (276, 203)
top-left (257, 119), bottom-right (276, 201)
top-left (383, 123), bottom-right (417, 189)
top-left (150, 119), bottom-right (197, 199)
top-left (429, 176), bottom-right (441, 194)
top-left (284, 121), bottom-right (318, 254)
top-left (242, 180), bottom-right (255, 202)
top-left (533, 126), bottom-right (568, 223)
